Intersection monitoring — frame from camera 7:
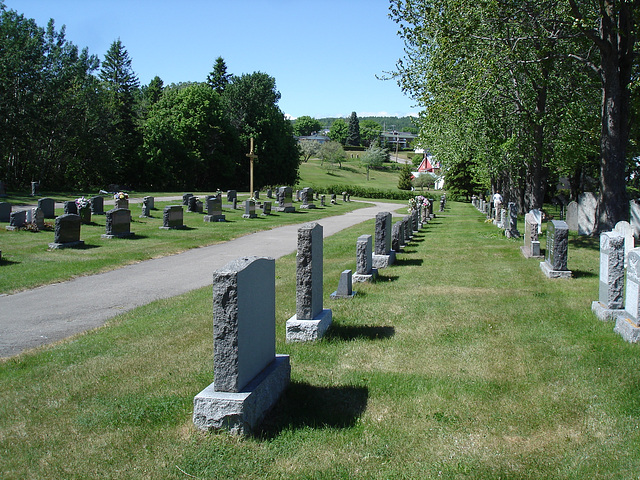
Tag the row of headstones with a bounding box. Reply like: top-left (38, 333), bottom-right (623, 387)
top-left (565, 194), bottom-right (640, 241)
top-left (472, 195), bottom-right (521, 239)
top-left (194, 202), bottom-right (434, 435)
top-left (592, 232), bottom-right (640, 343)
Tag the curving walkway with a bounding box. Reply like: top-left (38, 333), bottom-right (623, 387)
top-left (0, 200), bottom-right (401, 358)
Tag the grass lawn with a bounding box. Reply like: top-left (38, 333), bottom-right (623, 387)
top-left (2, 201), bottom-right (639, 479)
top-left (0, 196), bottom-right (365, 294)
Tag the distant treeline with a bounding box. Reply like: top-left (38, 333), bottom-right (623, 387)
top-left (316, 116), bottom-right (418, 134)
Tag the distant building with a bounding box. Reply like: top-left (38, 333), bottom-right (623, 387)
top-left (380, 131), bottom-right (418, 149)
top-left (296, 134), bottom-right (331, 144)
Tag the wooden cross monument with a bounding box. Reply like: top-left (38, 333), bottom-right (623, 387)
top-left (246, 137), bottom-right (258, 196)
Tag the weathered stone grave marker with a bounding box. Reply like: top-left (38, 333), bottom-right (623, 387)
top-left (0, 202), bottom-right (12, 222)
top-left (353, 234), bottom-right (377, 283)
top-left (242, 199), bottom-right (257, 219)
top-left (330, 269), bottom-right (356, 299)
top-left (521, 212), bottom-right (543, 259)
top-left (6, 210), bottom-right (26, 231)
top-left (276, 186), bottom-right (295, 213)
top-left (159, 205), bottom-right (186, 230)
top-left (373, 212), bottom-right (396, 268)
top-left (592, 232), bottom-right (625, 321)
top-left (192, 256), bottom-right (290, 435)
top-left (90, 196), bottom-right (104, 215)
top-left (38, 197), bottom-right (56, 219)
top-left (63, 200), bottom-right (77, 215)
top-left (505, 202), bottom-right (520, 238)
top-left (102, 208), bottom-right (134, 238)
top-left (540, 220), bottom-right (572, 278)
top-left (300, 187), bottom-right (315, 209)
top-left (204, 195), bottom-right (225, 222)
top-left (49, 214), bottom-right (84, 249)
top-left (614, 221), bottom-right (635, 267)
top-left (286, 223), bottom-right (332, 342)
top-left (614, 248), bottom-right (640, 342)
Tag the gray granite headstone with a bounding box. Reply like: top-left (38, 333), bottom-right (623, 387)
top-left (226, 190), bottom-right (236, 204)
top-left (183, 193), bottom-right (194, 206)
top-left (0, 202), bottom-right (11, 222)
top-left (103, 208), bottom-right (134, 238)
top-left (261, 201), bottom-right (272, 216)
top-left (353, 234), bottom-right (377, 282)
top-left (615, 248), bottom-right (640, 341)
top-left (286, 222), bottom-right (332, 342)
top-left (160, 205), bottom-right (185, 229)
top-left (63, 201), bottom-right (77, 215)
top-left (140, 197), bottom-right (151, 218)
top-left (505, 202), bottom-right (520, 238)
top-left (540, 220), bottom-right (571, 278)
top-left (521, 213), bottom-right (542, 258)
top-left (578, 192), bottom-right (597, 235)
top-left (300, 187), bottom-right (315, 209)
top-left (331, 269), bottom-right (356, 299)
top-left (321, 195), bottom-right (326, 207)
top-left (242, 199), bottom-right (257, 219)
top-left (331, 193), bottom-right (336, 204)
top-left (374, 212), bottom-right (392, 256)
top-left (565, 201), bottom-right (578, 231)
top-left (144, 196), bottom-right (154, 210)
top-left (266, 189), bottom-right (273, 199)
top-left (49, 214), bottom-right (83, 249)
top-left (193, 256), bottom-right (290, 435)
top-left (25, 207), bottom-right (44, 230)
top-left (6, 210), bottom-right (26, 230)
top-left (630, 199), bottom-right (640, 240)
top-left (592, 232), bottom-right (625, 321)
top-left (276, 187), bottom-right (295, 213)
top-left (614, 221), bottom-right (635, 267)
top-left (90, 196), bottom-right (104, 215)
top-left (38, 197), bottom-right (56, 218)
top-left (204, 195), bottom-right (225, 222)
top-left (392, 221), bottom-right (403, 253)
top-left (31, 181), bottom-right (39, 196)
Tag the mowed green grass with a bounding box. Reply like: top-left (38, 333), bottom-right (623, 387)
top-left (0, 196), bottom-right (364, 294)
top-left (2, 201), bottom-right (640, 479)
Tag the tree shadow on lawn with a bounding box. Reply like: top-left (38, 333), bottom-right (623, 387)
top-left (257, 382), bottom-right (369, 439)
top-left (0, 257), bottom-right (20, 265)
top-left (569, 236), bottom-right (599, 252)
top-left (394, 257), bottom-right (424, 267)
top-left (571, 269), bottom-right (598, 279)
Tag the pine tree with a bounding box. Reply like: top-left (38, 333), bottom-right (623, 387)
top-left (346, 111), bottom-right (361, 146)
top-left (207, 56), bottom-right (231, 94)
top-left (398, 163), bottom-right (414, 190)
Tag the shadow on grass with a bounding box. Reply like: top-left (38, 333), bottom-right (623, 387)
top-left (0, 257), bottom-right (20, 265)
top-left (257, 382), bottom-right (369, 439)
top-left (325, 324), bottom-right (395, 342)
top-left (375, 274), bottom-right (399, 282)
top-left (394, 257), bottom-right (424, 267)
top-left (570, 236), bottom-right (600, 251)
top-left (571, 269), bottom-right (598, 279)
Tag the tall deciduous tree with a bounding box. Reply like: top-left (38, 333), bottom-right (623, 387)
top-left (100, 39), bottom-right (142, 186)
top-left (222, 72), bottom-right (300, 187)
top-left (293, 115), bottom-right (322, 136)
top-left (328, 118), bottom-right (348, 145)
top-left (360, 119), bottom-right (382, 146)
top-left (347, 111), bottom-right (361, 146)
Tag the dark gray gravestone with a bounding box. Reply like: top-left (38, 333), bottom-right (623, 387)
top-left (63, 201), bottom-right (77, 215)
top-left (49, 214), bottom-right (83, 249)
top-left (286, 223), bottom-right (332, 342)
top-left (159, 205), bottom-right (186, 230)
top-left (90, 196), bottom-right (104, 215)
top-left (331, 269), bottom-right (356, 299)
top-left (226, 190), bottom-right (236, 204)
top-left (102, 208), bottom-right (134, 238)
top-left (521, 213), bottom-right (542, 258)
top-left (353, 234), bottom-right (377, 283)
top-left (300, 187), bottom-right (315, 209)
top-left (331, 193), bottom-right (336, 204)
top-left (540, 220), bottom-right (571, 278)
top-left (193, 256), bottom-right (290, 435)
top-left (0, 202), bottom-right (11, 222)
top-left (592, 232), bottom-right (625, 321)
top-left (373, 211), bottom-right (396, 268)
top-left (204, 195), bottom-right (225, 222)
top-left (242, 199), bottom-right (257, 219)
top-left (144, 196), bottom-right (154, 210)
top-left (402, 216), bottom-right (411, 244)
top-left (266, 189), bottom-right (273, 199)
top-left (392, 221), bottom-right (403, 253)
top-left (6, 210), bottom-right (26, 230)
top-left (25, 207), bottom-right (44, 230)
top-left (31, 181), bottom-right (39, 196)
top-left (276, 186), bottom-right (295, 213)
top-left (140, 197), bottom-right (151, 218)
top-left (505, 202), bottom-right (520, 238)
top-left (321, 195), bottom-right (326, 207)
top-left (261, 201), bottom-right (272, 216)
top-left (183, 193), bottom-right (194, 206)
top-left (78, 206), bottom-right (91, 224)
top-left (615, 248), bottom-right (640, 342)
top-left (38, 197), bottom-right (56, 218)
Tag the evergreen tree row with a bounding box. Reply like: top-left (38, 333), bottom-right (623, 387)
top-left (0, 4), bottom-right (300, 192)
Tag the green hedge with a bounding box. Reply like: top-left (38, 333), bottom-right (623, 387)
top-left (300, 183), bottom-right (435, 201)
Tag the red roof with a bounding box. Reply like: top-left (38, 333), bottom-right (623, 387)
top-left (417, 157), bottom-right (435, 173)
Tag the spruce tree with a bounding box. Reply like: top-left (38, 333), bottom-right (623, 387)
top-left (207, 56), bottom-right (231, 94)
top-left (346, 111), bottom-right (361, 146)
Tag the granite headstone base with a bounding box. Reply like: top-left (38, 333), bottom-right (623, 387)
top-left (276, 206), bottom-right (296, 213)
top-left (520, 244), bottom-right (543, 259)
top-left (48, 240), bottom-right (84, 250)
top-left (204, 214), bottom-right (226, 222)
top-left (353, 268), bottom-right (378, 283)
top-left (372, 251), bottom-right (396, 269)
top-left (101, 231), bottom-right (134, 239)
top-left (591, 301), bottom-right (624, 322)
top-left (614, 316), bottom-right (640, 343)
top-left (192, 354), bottom-right (290, 435)
top-left (286, 309), bottom-right (332, 342)
top-left (540, 261), bottom-right (572, 279)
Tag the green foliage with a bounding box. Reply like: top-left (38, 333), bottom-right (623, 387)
top-left (346, 111), bottom-right (361, 146)
top-left (306, 183), bottom-right (422, 200)
top-left (398, 163), bottom-right (414, 190)
top-left (293, 116), bottom-right (322, 136)
top-left (298, 139), bottom-right (320, 162)
top-left (328, 118), bottom-right (348, 145)
top-left (318, 141), bottom-right (346, 169)
top-left (206, 56), bottom-right (230, 94)
top-left (360, 119), bottom-right (382, 146)
top-left (360, 144), bottom-right (389, 169)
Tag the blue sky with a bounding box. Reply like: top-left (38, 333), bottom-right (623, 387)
top-left (7, 0), bottom-right (420, 119)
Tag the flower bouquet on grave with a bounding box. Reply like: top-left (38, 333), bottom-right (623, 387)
top-left (408, 197), bottom-right (417, 213)
top-left (114, 192), bottom-right (129, 209)
top-left (75, 196), bottom-right (91, 224)
top-left (416, 195), bottom-right (426, 206)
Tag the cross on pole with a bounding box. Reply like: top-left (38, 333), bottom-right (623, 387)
top-left (246, 137), bottom-right (258, 196)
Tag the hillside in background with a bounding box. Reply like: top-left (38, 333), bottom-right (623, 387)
top-left (306, 116), bottom-right (419, 133)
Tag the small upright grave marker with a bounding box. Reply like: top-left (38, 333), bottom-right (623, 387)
top-left (540, 220), bottom-right (572, 278)
top-left (102, 208), bottom-right (134, 239)
top-left (300, 187), bottom-right (315, 209)
top-left (90, 196), bottom-right (105, 215)
top-left (353, 234), bottom-right (377, 283)
top-left (204, 195), bottom-right (225, 222)
top-left (0, 202), bottom-right (12, 222)
top-left (38, 197), bottom-right (56, 219)
top-left (242, 199), bottom-right (257, 219)
top-left (276, 186), bottom-right (295, 213)
top-left (6, 210), bottom-right (26, 231)
top-left (373, 212), bottom-right (396, 268)
top-left (615, 248), bottom-right (640, 342)
top-left (159, 205), bottom-right (186, 230)
top-left (331, 269), bottom-right (356, 299)
top-left (49, 214), bottom-right (84, 249)
top-left (193, 256), bottom-right (290, 435)
top-left (592, 232), bottom-right (625, 321)
top-left (286, 223), bottom-right (332, 342)
top-left (521, 212), bottom-right (543, 259)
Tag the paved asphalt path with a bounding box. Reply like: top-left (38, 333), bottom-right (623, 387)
top-left (0, 200), bottom-right (401, 358)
